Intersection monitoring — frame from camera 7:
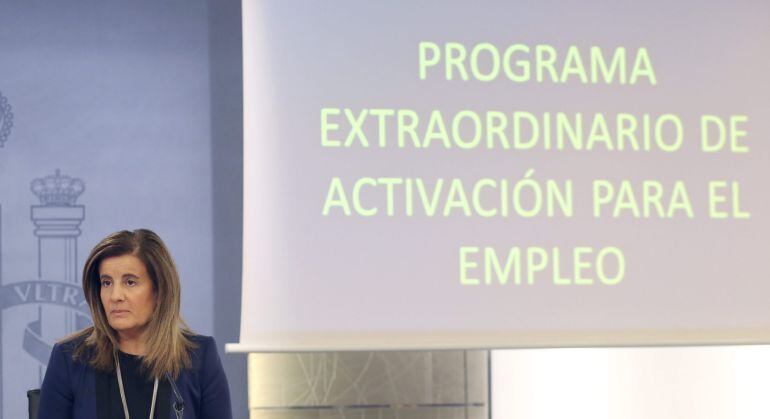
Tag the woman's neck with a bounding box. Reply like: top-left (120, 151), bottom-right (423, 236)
top-left (118, 331), bottom-right (148, 355)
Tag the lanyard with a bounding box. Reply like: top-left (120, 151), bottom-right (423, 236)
top-left (115, 353), bottom-right (159, 419)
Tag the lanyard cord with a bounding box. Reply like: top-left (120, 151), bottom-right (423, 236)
top-left (115, 352), bottom-right (159, 419)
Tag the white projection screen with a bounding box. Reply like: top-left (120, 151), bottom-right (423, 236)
top-left (229, 0), bottom-right (770, 352)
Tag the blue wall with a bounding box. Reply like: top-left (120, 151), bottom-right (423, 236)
top-left (0, 1), bottom-right (246, 417)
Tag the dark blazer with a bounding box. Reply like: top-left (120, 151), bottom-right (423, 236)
top-left (38, 334), bottom-right (232, 419)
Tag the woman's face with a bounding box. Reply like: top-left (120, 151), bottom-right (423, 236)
top-left (99, 254), bottom-right (157, 340)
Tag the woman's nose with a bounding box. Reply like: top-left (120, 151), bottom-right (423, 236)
top-left (109, 284), bottom-right (126, 302)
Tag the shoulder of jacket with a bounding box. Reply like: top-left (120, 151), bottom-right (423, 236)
top-left (56, 333), bottom-right (88, 355)
top-left (186, 334), bottom-right (217, 362)
top-left (187, 333), bottom-right (215, 345)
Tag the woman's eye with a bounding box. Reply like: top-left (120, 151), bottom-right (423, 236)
top-left (101, 280), bottom-right (111, 287)
top-left (126, 279), bottom-right (137, 286)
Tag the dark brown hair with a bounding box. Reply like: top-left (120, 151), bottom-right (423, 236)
top-left (67, 229), bottom-right (194, 378)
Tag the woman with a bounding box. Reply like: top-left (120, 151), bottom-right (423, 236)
top-left (38, 229), bottom-right (232, 419)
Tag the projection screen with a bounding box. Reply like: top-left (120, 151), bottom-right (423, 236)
top-left (228, 0), bottom-right (770, 352)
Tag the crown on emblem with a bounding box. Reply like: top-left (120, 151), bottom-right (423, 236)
top-left (0, 91), bottom-right (13, 148)
top-left (30, 169), bottom-right (86, 206)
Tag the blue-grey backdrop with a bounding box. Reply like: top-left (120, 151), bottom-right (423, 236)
top-left (0, 1), bottom-right (247, 418)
